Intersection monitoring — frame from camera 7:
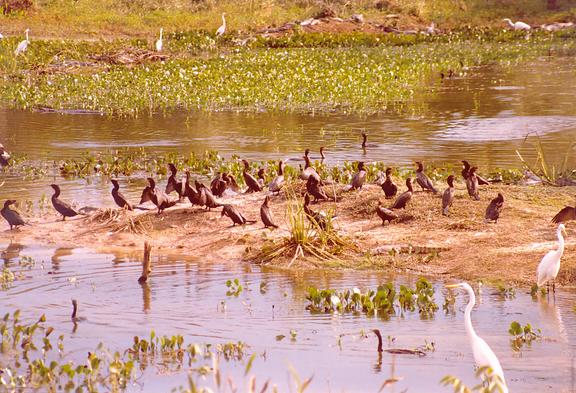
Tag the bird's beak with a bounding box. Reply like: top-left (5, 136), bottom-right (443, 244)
top-left (445, 284), bottom-right (459, 289)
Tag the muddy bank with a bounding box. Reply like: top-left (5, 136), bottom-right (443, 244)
top-left (3, 179), bottom-right (575, 286)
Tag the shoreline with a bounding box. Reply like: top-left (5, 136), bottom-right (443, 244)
top-left (3, 181), bottom-right (575, 287)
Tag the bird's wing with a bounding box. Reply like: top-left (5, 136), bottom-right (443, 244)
top-left (551, 206), bottom-right (576, 223)
top-left (473, 336), bottom-right (505, 381)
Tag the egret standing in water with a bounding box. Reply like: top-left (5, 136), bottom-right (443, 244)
top-left (503, 18), bottom-right (531, 30)
top-left (15, 28), bottom-right (30, 56)
top-left (216, 13), bottom-right (226, 37)
top-left (445, 282), bottom-right (508, 393)
top-left (155, 28), bottom-right (163, 52)
top-left (537, 224), bottom-right (567, 292)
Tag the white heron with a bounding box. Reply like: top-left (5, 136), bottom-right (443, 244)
top-left (503, 18), bottom-right (531, 31)
top-left (216, 13), bottom-right (226, 37)
top-left (537, 224), bottom-right (567, 292)
top-left (0, 32), bottom-right (4, 39)
top-left (14, 28), bottom-right (30, 56)
top-left (446, 282), bottom-right (508, 393)
top-left (155, 28), bottom-right (163, 52)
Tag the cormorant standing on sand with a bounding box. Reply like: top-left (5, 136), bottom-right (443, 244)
top-left (165, 163), bottom-right (185, 199)
top-left (415, 162), bottom-right (438, 193)
top-left (242, 159), bottom-right (262, 193)
top-left (442, 175), bottom-right (455, 216)
top-left (466, 167), bottom-right (480, 201)
top-left (50, 184), bottom-right (79, 221)
top-left (1, 200), bottom-right (27, 229)
top-left (111, 179), bottom-right (133, 210)
top-left (552, 197), bottom-right (576, 223)
top-left (376, 201), bottom-right (398, 224)
top-left (349, 161), bottom-right (367, 191)
top-left (390, 178), bottom-right (413, 210)
top-left (382, 168), bottom-right (397, 199)
top-left (485, 193), bottom-right (504, 223)
top-left (260, 195), bottom-right (278, 229)
top-left (140, 178), bottom-right (176, 214)
top-left (221, 204), bottom-right (256, 226)
top-left (269, 160), bottom-right (285, 195)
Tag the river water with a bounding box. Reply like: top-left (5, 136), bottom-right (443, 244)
top-left (1, 241), bottom-right (575, 392)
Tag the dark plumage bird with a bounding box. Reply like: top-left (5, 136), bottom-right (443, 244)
top-left (376, 201), bottom-right (398, 224)
top-left (300, 151), bottom-right (320, 181)
top-left (442, 175), bottom-right (455, 216)
top-left (50, 184), bottom-right (79, 221)
top-left (260, 195), bottom-right (278, 229)
top-left (221, 204), bottom-right (256, 226)
top-left (306, 175), bottom-right (329, 202)
top-left (194, 180), bottom-right (208, 208)
top-left (0, 143), bottom-right (10, 167)
top-left (320, 146), bottom-right (326, 160)
top-left (361, 133), bottom-right (367, 149)
top-left (391, 178), bottom-right (413, 209)
top-left (269, 160), bottom-right (285, 195)
top-left (183, 171), bottom-right (202, 206)
top-left (382, 168), bottom-right (398, 199)
top-left (349, 161), bottom-right (367, 191)
top-left (415, 162), bottom-right (438, 193)
top-left (111, 179), bottom-right (133, 210)
top-left (1, 200), bottom-right (26, 230)
top-left (140, 178), bottom-right (177, 214)
top-left (552, 197), bottom-right (576, 223)
top-left (461, 160), bottom-right (489, 185)
top-left (223, 173), bottom-right (241, 193)
top-left (165, 163), bottom-right (185, 199)
top-left (485, 193), bottom-right (504, 223)
top-left (197, 182), bottom-right (221, 211)
top-left (211, 173), bottom-right (227, 197)
top-left (257, 168), bottom-right (266, 188)
top-left (466, 167), bottom-right (480, 201)
top-left (304, 193), bottom-right (328, 230)
top-left (71, 299), bottom-right (86, 323)
top-left (242, 159), bottom-right (262, 193)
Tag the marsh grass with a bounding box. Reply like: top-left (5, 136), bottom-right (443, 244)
top-left (516, 134), bottom-right (576, 185)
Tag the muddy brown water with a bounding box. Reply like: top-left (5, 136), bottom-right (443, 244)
top-left (1, 57), bottom-right (576, 391)
top-left (1, 241), bottom-right (575, 392)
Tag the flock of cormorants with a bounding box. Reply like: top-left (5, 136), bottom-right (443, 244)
top-left (1, 137), bottom-right (575, 231)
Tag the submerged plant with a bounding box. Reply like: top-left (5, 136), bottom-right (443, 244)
top-left (508, 321), bottom-right (542, 351)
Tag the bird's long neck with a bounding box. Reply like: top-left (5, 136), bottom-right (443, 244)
top-left (52, 188), bottom-right (60, 198)
top-left (557, 228), bottom-right (565, 255)
top-left (506, 19), bottom-right (514, 28)
top-left (72, 302), bottom-right (77, 319)
top-left (222, 14), bottom-right (226, 26)
top-left (278, 162), bottom-right (283, 175)
top-left (464, 290), bottom-right (478, 340)
top-left (160, 28), bottom-right (163, 40)
top-left (25, 30), bottom-right (29, 42)
top-left (304, 156), bottom-right (311, 169)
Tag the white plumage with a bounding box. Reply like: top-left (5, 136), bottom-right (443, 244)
top-left (503, 18), bottom-right (531, 31)
top-left (155, 28), bottom-right (163, 52)
top-left (216, 13), bottom-right (226, 37)
top-left (446, 282), bottom-right (508, 393)
top-left (15, 28), bottom-right (30, 56)
top-left (537, 224), bottom-right (566, 288)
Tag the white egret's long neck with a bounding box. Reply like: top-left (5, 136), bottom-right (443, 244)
top-left (25, 30), bottom-right (29, 42)
top-left (464, 288), bottom-right (478, 340)
top-left (557, 228), bottom-right (565, 255)
top-left (160, 28), bottom-right (163, 40)
top-left (222, 14), bottom-right (226, 27)
top-left (506, 19), bottom-right (514, 28)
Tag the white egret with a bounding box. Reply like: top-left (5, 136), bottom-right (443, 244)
top-left (446, 282), bottom-right (508, 393)
top-left (537, 224), bottom-right (567, 292)
top-left (216, 13), bottom-right (226, 37)
top-left (0, 32), bottom-right (4, 39)
top-left (155, 27), bottom-right (163, 52)
top-left (503, 18), bottom-right (531, 31)
top-left (14, 28), bottom-right (30, 56)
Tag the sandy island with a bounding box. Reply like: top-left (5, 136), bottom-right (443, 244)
top-left (3, 180), bottom-right (575, 286)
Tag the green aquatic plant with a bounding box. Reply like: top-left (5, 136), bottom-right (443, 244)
top-left (0, 267), bottom-right (15, 290)
top-left (441, 366), bottom-right (508, 393)
top-left (225, 278), bottom-right (243, 296)
top-left (508, 321), bottom-right (541, 351)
